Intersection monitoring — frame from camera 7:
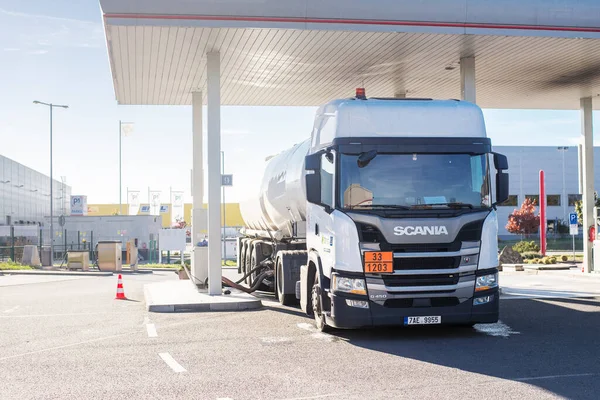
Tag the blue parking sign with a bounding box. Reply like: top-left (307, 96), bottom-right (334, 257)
top-left (569, 213), bottom-right (578, 226)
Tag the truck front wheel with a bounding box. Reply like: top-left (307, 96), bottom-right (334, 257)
top-left (312, 273), bottom-right (330, 332)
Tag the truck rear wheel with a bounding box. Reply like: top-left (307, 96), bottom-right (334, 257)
top-left (276, 258), bottom-right (296, 306)
top-left (312, 273), bottom-right (330, 332)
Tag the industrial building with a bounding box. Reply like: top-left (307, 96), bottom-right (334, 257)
top-left (0, 155), bottom-right (71, 226)
top-left (495, 146), bottom-right (593, 237)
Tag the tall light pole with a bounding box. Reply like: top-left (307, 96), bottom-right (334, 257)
top-left (558, 146), bottom-right (569, 221)
top-left (119, 121), bottom-right (134, 215)
top-left (34, 101), bottom-right (68, 267)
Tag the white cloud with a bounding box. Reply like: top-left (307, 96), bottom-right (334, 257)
top-left (3, 47), bottom-right (20, 51)
top-left (0, 7), bottom-right (104, 51)
top-left (28, 49), bottom-right (49, 55)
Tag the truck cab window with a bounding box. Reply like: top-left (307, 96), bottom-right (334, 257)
top-left (321, 152), bottom-right (335, 208)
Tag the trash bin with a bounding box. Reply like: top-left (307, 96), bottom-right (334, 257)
top-left (97, 241), bottom-right (122, 271)
top-left (41, 246), bottom-right (52, 267)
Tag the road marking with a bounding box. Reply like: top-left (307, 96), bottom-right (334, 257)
top-left (297, 323), bottom-right (336, 342)
top-left (474, 321), bottom-right (520, 338)
top-left (261, 337), bottom-right (292, 344)
top-left (0, 331), bottom-right (135, 362)
top-left (277, 394), bottom-right (343, 400)
top-left (146, 323), bottom-right (158, 338)
top-left (516, 373), bottom-right (599, 382)
top-left (159, 352), bottom-right (187, 373)
top-left (3, 305), bottom-right (19, 313)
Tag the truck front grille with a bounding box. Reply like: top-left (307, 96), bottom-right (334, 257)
top-left (382, 274), bottom-right (459, 287)
top-left (393, 256), bottom-right (460, 270)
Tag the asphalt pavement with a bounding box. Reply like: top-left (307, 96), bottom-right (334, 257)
top-left (1, 271), bottom-right (600, 400)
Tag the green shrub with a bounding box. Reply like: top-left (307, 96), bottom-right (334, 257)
top-left (549, 257), bottom-right (557, 264)
top-left (522, 252), bottom-right (542, 260)
top-left (512, 241), bottom-right (540, 254)
top-left (561, 255), bottom-right (568, 262)
top-left (532, 258), bottom-right (541, 264)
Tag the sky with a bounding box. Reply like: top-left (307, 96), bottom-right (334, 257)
top-left (0, 0), bottom-right (599, 205)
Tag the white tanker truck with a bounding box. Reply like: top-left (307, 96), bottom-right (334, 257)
top-left (237, 90), bottom-right (509, 331)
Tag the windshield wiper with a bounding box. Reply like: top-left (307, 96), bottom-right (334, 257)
top-left (413, 202), bottom-right (474, 209)
top-left (351, 204), bottom-right (411, 210)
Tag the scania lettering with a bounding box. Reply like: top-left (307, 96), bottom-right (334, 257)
top-left (394, 226), bottom-right (449, 236)
top-left (237, 89), bottom-right (509, 331)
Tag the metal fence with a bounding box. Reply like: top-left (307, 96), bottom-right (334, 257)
top-left (0, 227), bottom-right (160, 265)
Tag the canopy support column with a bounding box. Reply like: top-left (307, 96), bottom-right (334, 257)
top-left (207, 52), bottom-right (223, 295)
top-left (191, 91), bottom-right (208, 286)
top-left (581, 97), bottom-right (595, 273)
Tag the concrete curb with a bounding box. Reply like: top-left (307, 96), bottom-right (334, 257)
top-left (501, 264), bottom-right (524, 272)
top-left (144, 280), bottom-right (262, 313)
top-left (524, 264), bottom-right (572, 271)
top-left (0, 270), bottom-right (113, 277)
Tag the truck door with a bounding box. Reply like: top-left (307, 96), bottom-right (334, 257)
top-left (315, 151), bottom-right (336, 277)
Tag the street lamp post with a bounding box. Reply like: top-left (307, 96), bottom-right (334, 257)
top-left (119, 121), bottom-right (134, 215)
top-left (558, 147), bottom-right (569, 222)
top-left (34, 100), bottom-right (68, 267)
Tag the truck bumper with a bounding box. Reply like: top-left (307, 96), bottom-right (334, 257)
top-left (326, 289), bottom-right (499, 329)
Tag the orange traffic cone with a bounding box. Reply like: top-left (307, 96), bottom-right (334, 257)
top-left (115, 274), bottom-right (127, 300)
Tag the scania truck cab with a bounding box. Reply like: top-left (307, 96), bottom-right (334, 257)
top-left (298, 94), bottom-right (509, 331)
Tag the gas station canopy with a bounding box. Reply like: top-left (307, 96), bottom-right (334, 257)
top-left (99, 0), bottom-right (600, 288)
top-left (100, 0), bottom-right (600, 109)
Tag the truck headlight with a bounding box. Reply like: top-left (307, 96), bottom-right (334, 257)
top-left (333, 275), bottom-right (367, 295)
top-left (475, 273), bottom-right (498, 292)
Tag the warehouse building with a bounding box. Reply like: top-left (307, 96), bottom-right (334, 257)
top-left (495, 146), bottom-right (595, 238)
top-left (0, 155), bottom-right (71, 226)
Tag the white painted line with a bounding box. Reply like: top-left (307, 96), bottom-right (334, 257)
top-left (3, 305), bottom-right (19, 313)
top-left (159, 352), bottom-right (187, 373)
top-left (146, 323), bottom-right (158, 338)
top-left (516, 373), bottom-right (599, 382)
top-left (277, 394), bottom-right (343, 400)
top-left (261, 337), bottom-right (292, 344)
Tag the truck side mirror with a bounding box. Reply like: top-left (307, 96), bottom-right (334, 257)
top-left (495, 172), bottom-right (509, 205)
top-left (305, 153), bottom-right (322, 205)
top-left (492, 153), bottom-right (509, 205)
top-left (493, 153), bottom-right (508, 170)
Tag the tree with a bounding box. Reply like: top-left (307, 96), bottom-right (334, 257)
top-left (506, 198), bottom-right (540, 237)
top-left (574, 191), bottom-right (600, 224)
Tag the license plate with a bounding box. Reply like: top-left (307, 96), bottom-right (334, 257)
top-left (404, 316), bottom-right (441, 325)
top-left (364, 251), bottom-right (393, 274)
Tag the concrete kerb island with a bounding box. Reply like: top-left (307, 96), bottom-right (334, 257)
top-left (143, 279), bottom-right (262, 313)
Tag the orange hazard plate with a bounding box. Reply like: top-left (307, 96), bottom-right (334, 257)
top-left (364, 251), bottom-right (394, 274)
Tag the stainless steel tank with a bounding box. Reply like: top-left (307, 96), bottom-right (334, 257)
top-left (240, 139), bottom-right (310, 239)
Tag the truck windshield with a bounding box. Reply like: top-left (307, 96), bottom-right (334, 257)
top-left (339, 153), bottom-right (491, 210)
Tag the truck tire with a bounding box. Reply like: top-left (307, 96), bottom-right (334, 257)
top-left (276, 257), bottom-right (297, 306)
top-left (312, 273), bottom-right (330, 332)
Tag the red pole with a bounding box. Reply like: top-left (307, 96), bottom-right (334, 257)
top-left (539, 170), bottom-right (546, 256)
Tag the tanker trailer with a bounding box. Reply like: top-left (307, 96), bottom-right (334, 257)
top-left (237, 90), bottom-right (509, 332)
top-left (237, 139), bottom-right (311, 305)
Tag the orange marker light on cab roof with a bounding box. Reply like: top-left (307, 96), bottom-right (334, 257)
top-left (355, 88), bottom-right (366, 99)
